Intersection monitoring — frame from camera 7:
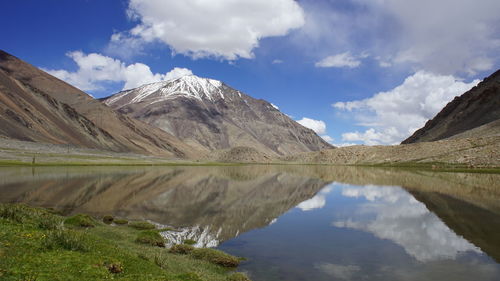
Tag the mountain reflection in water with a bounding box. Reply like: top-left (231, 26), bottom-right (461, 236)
top-left (1, 165), bottom-right (500, 280)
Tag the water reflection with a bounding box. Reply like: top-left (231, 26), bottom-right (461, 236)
top-left (1, 165), bottom-right (500, 280)
top-left (0, 166), bottom-right (329, 246)
top-left (333, 185), bottom-right (480, 262)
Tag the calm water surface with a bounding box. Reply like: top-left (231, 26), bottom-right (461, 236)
top-left (1, 165), bottom-right (500, 281)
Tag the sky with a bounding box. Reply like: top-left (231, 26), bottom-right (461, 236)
top-left (2, 0), bottom-right (499, 146)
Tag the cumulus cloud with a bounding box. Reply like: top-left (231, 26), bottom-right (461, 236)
top-left (333, 71), bottom-right (479, 145)
top-left (163, 67), bottom-right (194, 81)
top-left (297, 0), bottom-right (500, 75)
top-left (111, 0), bottom-right (305, 60)
top-left (321, 135), bottom-right (334, 143)
top-left (297, 117), bottom-right (326, 135)
top-left (377, 0), bottom-right (500, 75)
top-left (297, 117), bottom-right (334, 143)
top-left (44, 51), bottom-right (192, 92)
top-left (315, 52), bottom-right (363, 68)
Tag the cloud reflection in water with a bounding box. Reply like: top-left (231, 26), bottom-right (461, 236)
top-left (333, 185), bottom-right (481, 262)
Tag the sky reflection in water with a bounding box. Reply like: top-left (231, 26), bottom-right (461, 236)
top-left (219, 183), bottom-right (500, 281)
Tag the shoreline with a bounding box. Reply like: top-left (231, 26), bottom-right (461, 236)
top-left (0, 203), bottom-right (251, 281)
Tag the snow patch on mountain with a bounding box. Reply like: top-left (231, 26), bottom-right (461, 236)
top-left (104, 75), bottom-right (225, 107)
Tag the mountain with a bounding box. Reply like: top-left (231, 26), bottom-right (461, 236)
top-left (402, 70), bottom-right (500, 144)
top-left (282, 135), bottom-right (500, 167)
top-left (0, 50), bottom-right (196, 158)
top-left (103, 75), bottom-right (332, 156)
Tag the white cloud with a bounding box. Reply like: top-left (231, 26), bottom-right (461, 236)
top-left (333, 71), bottom-right (480, 145)
top-left (321, 135), bottom-right (334, 143)
top-left (297, 0), bottom-right (500, 75)
top-left (297, 117), bottom-right (327, 135)
top-left (378, 0), bottom-right (500, 75)
top-left (45, 51), bottom-right (192, 92)
top-left (315, 52), bottom-right (363, 68)
top-left (272, 59), bottom-right (284, 64)
top-left (112, 0), bottom-right (305, 60)
top-left (341, 128), bottom-right (400, 146)
top-left (331, 142), bottom-right (358, 147)
top-left (164, 67), bottom-right (194, 81)
top-left (105, 32), bottom-right (147, 59)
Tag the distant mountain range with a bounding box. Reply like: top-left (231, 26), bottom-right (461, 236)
top-left (0, 50), bottom-right (330, 158)
top-left (1, 49), bottom-right (498, 164)
top-left (103, 75), bottom-right (332, 156)
top-left (402, 70), bottom-right (500, 144)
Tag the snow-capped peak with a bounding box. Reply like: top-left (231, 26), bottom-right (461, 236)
top-left (105, 75), bottom-right (225, 107)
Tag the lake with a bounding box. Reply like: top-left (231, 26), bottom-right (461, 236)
top-left (1, 165), bottom-right (500, 280)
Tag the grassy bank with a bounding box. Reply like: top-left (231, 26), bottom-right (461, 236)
top-left (367, 161), bottom-right (500, 174)
top-left (2, 155), bottom-right (499, 173)
top-left (0, 204), bottom-right (250, 281)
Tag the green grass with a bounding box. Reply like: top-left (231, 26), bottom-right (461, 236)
top-left (135, 230), bottom-right (165, 247)
top-left (128, 221), bottom-right (156, 230)
top-left (365, 161), bottom-right (500, 174)
top-left (227, 272), bottom-right (251, 281)
top-left (102, 215), bottom-right (114, 224)
top-left (169, 244), bottom-right (195, 255)
top-left (114, 219), bottom-right (129, 225)
top-left (64, 214), bottom-right (96, 228)
top-left (0, 203), bottom-right (250, 281)
top-left (190, 248), bottom-right (241, 268)
top-left (43, 229), bottom-right (90, 252)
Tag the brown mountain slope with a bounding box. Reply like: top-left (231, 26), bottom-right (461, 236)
top-left (0, 68), bottom-right (118, 148)
top-left (0, 50), bottom-right (196, 158)
top-left (104, 75), bottom-right (332, 156)
top-left (402, 69), bottom-right (500, 144)
top-left (282, 136), bottom-right (500, 167)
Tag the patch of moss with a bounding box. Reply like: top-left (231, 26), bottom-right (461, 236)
top-left (190, 248), bottom-right (241, 268)
top-left (169, 244), bottom-right (195, 255)
top-left (136, 230), bottom-right (165, 247)
top-left (129, 221), bottom-right (156, 230)
top-left (64, 214), bottom-right (95, 228)
top-left (102, 215), bottom-right (114, 224)
top-left (114, 218), bottom-right (128, 225)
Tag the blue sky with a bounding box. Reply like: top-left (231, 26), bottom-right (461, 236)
top-left (2, 0), bottom-right (499, 145)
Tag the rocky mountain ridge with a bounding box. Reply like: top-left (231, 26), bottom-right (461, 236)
top-left (403, 69), bottom-right (500, 144)
top-left (104, 75), bottom-right (332, 156)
